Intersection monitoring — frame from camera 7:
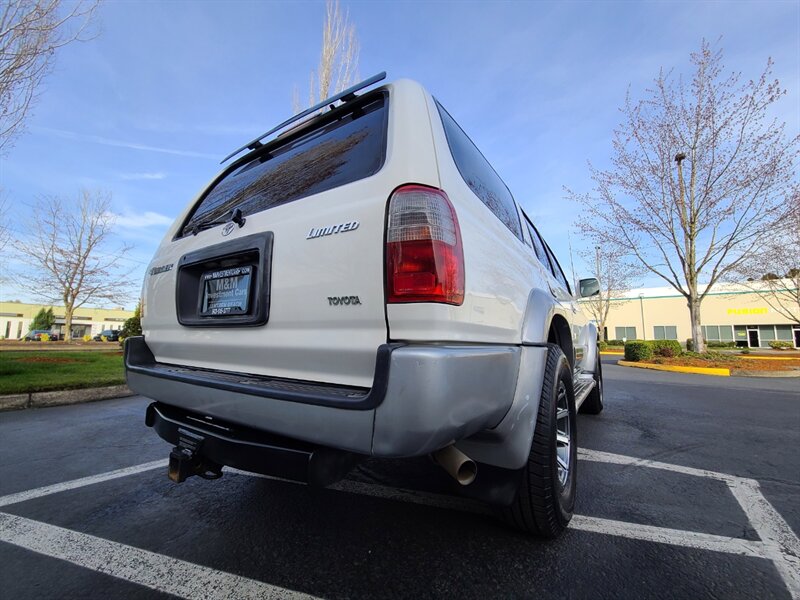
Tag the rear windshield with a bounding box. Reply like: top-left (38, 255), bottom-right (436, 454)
top-left (181, 93), bottom-right (388, 237)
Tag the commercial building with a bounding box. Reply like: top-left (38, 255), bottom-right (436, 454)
top-left (587, 282), bottom-right (799, 348)
top-left (0, 301), bottom-right (134, 340)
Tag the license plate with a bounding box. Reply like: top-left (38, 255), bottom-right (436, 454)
top-left (200, 266), bottom-right (252, 316)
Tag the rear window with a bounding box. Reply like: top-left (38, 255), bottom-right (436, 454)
top-left (181, 93), bottom-right (388, 237)
top-left (435, 100), bottom-right (523, 241)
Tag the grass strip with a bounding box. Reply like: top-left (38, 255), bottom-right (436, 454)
top-left (0, 351), bottom-right (124, 395)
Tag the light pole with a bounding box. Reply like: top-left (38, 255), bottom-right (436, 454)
top-left (595, 245), bottom-right (603, 341)
top-left (639, 293), bottom-right (646, 340)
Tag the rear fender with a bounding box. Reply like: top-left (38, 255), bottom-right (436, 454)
top-left (456, 290), bottom-right (573, 470)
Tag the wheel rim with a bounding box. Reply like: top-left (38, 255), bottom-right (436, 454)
top-left (555, 380), bottom-right (571, 488)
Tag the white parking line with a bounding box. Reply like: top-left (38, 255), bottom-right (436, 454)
top-left (0, 452), bottom-right (798, 599)
top-left (0, 460), bottom-right (167, 509)
top-left (728, 478), bottom-right (800, 599)
top-left (238, 470), bottom-right (768, 558)
top-left (580, 448), bottom-right (800, 599)
top-left (0, 512), bottom-right (318, 600)
top-left (578, 448), bottom-right (740, 483)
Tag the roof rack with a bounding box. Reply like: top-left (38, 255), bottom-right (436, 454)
top-left (220, 71), bottom-right (387, 164)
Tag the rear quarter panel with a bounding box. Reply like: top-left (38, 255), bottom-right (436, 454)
top-left (386, 92), bottom-right (543, 344)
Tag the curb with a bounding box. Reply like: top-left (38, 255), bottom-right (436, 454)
top-left (617, 360), bottom-right (730, 377)
top-left (600, 351), bottom-right (624, 356)
top-left (732, 355), bottom-right (795, 361)
top-left (0, 385), bottom-right (134, 412)
top-left (734, 369), bottom-right (800, 378)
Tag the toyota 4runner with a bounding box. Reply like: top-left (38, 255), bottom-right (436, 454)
top-left (125, 73), bottom-right (604, 538)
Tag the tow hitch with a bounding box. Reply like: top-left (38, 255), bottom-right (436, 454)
top-left (168, 427), bottom-right (223, 483)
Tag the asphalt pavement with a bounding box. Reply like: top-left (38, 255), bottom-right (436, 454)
top-left (0, 358), bottom-right (798, 599)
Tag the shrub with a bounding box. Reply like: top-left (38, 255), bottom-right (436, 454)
top-left (651, 339), bottom-right (681, 357)
top-left (708, 341), bottom-right (736, 348)
top-left (740, 349), bottom-right (751, 355)
top-left (624, 340), bottom-right (653, 362)
top-left (607, 339), bottom-right (625, 346)
top-left (121, 304), bottom-right (142, 339)
top-left (82, 334), bottom-right (92, 342)
top-left (769, 341), bottom-right (794, 350)
top-left (39, 333), bottom-right (50, 342)
top-left (598, 341), bottom-right (608, 351)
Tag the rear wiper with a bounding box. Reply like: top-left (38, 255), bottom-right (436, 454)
top-left (189, 208), bottom-right (246, 236)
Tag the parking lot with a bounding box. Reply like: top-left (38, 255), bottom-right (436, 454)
top-left (1, 357), bottom-right (798, 599)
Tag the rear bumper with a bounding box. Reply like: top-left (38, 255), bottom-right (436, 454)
top-left (125, 336), bottom-right (520, 457)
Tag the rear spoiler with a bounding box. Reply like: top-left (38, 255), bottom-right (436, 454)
top-left (220, 71), bottom-right (387, 164)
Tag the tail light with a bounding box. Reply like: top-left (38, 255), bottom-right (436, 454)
top-left (386, 184), bottom-right (464, 305)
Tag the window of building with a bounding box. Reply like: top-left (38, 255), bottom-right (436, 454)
top-left (653, 325), bottom-right (678, 340)
top-left (615, 326), bottom-right (637, 340)
top-left (759, 325), bottom-right (776, 343)
top-left (701, 325), bottom-right (734, 342)
top-left (775, 325), bottom-right (793, 341)
top-left (436, 101), bottom-right (523, 241)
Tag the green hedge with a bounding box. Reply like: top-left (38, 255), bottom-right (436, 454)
top-left (624, 340), bottom-right (653, 362)
top-left (708, 341), bottom-right (736, 348)
top-left (769, 341), bottom-right (794, 350)
top-left (651, 339), bottom-right (682, 357)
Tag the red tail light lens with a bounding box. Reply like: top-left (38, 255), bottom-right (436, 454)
top-left (386, 185), bottom-right (464, 305)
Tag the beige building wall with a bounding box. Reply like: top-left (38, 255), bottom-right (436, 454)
top-left (0, 302), bottom-right (134, 340)
top-left (584, 283), bottom-right (799, 348)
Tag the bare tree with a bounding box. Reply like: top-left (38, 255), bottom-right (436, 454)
top-left (293, 0), bottom-right (359, 112)
top-left (734, 192), bottom-right (800, 324)
top-left (578, 245), bottom-right (643, 341)
top-left (0, 196), bottom-right (10, 253)
top-left (0, 0), bottom-right (98, 153)
top-left (14, 189), bottom-right (134, 341)
top-left (569, 41), bottom-right (799, 352)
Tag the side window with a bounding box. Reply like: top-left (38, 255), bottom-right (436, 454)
top-left (544, 243), bottom-right (572, 294)
top-left (523, 215), bottom-right (550, 270)
top-left (435, 101), bottom-right (523, 241)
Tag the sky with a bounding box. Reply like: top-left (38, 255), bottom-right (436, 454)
top-left (0, 0), bottom-right (798, 308)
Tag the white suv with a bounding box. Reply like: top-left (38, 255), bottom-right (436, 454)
top-left (125, 73), bottom-right (604, 538)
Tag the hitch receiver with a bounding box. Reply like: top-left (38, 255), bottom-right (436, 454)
top-left (168, 427), bottom-right (223, 483)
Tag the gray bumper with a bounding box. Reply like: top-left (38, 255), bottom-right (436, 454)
top-left (125, 337), bottom-right (520, 458)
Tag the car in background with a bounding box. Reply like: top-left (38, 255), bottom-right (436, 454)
top-left (21, 330), bottom-right (60, 341)
top-left (93, 330), bottom-right (121, 342)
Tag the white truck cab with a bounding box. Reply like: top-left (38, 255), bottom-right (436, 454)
top-left (125, 73), bottom-right (604, 538)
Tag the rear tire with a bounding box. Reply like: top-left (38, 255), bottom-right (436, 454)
top-left (579, 352), bottom-right (604, 415)
top-left (502, 344), bottom-right (576, 538)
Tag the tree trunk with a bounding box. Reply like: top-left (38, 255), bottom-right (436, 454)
top-left (64, 305), bottom-right (73, 343)
top-left (688, 296), bottom-right (705, 353)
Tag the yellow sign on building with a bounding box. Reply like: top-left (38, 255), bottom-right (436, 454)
top-left (727, 308), bottom-right (768, 315)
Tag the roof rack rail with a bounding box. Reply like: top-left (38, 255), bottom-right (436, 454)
top-left (220, 71), bottom-right (387, 164)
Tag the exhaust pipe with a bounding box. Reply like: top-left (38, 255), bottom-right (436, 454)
top-left (432, 445), bottom-right (477, 486)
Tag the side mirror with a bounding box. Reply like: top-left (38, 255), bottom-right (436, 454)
top-left (579, 278), bottom-right (600, 298)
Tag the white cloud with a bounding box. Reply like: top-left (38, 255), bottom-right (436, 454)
top-left (113, 211), bottom-right (173, 228)
top-left (34, 127), bottom-right (218, 160)
top-left (119, 172), bottom-right (167, 181)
